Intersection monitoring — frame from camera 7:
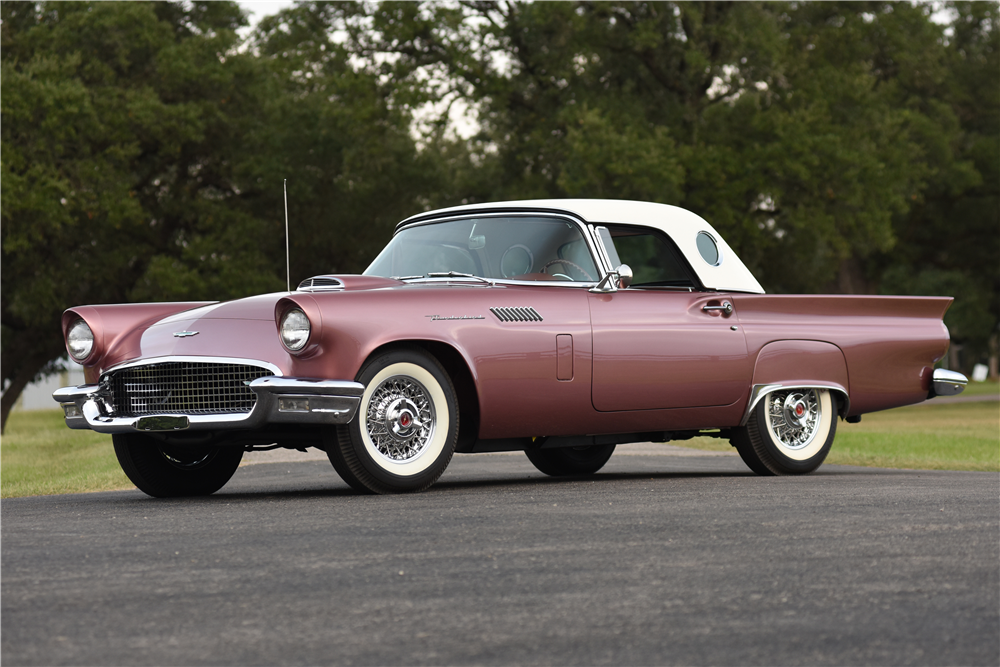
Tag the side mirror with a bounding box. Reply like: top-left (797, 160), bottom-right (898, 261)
top-left (589, 264), bottom-right (633, 293)
top-left (616, 264), bottom-right (632, 289)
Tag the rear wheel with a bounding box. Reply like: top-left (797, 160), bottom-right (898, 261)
top-left (731, 388), bottom-right (837, 475)
top-left (113, 434), bottom-right (243, 497)
top-left (525, 445), bottom-right (616, 477)
top-left (326, 347), bottom-right (459, 494)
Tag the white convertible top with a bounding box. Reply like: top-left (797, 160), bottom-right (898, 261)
top-left (401, 199), bottom-right (765, 294)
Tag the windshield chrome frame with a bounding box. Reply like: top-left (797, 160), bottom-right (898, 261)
top-left (375, 211), bottom-right (613, 288)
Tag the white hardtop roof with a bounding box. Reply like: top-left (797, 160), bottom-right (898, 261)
top-left (400, 199), bottom-right (764, 294)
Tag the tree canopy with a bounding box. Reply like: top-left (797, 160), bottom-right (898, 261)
top-left (2, 1), bottom-right (997, 430)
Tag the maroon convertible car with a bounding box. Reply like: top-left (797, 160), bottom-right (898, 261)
top-left (54, 199), bottom-right (967, 496)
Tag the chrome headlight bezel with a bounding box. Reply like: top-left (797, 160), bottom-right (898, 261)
top-left (280, 309), bottom-right (311, 351)
top-left (67, 319), bottom-right (94, 361)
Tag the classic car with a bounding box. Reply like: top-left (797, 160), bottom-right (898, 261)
top-left (53, 199), bottom-right (968, 497)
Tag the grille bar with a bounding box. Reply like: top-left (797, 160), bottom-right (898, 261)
top-left (103, 362), bottom-right (275, 417)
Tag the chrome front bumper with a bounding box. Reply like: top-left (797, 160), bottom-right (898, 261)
top-left (52, 377), bottom-right (364, 434)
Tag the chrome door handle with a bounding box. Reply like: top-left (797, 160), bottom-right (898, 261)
top-left (702, 301), bottom-right (733, 315)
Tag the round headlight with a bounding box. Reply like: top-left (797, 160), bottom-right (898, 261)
top-left (67, 319), bottom-right (94, 361)
top-left (280, 309), bottom-right (310, 351)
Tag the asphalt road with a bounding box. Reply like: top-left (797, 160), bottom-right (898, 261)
top-left (3, 446), bottom-right (998, 666)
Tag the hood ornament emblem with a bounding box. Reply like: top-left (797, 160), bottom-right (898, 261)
top-left (173, 331), bottom-right (199, 338)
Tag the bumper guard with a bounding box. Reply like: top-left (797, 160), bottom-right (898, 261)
top-left (929, 368), bottom-right (968, 398)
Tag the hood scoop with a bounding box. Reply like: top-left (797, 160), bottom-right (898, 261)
top-left (297, 276), bottom-right (345, 292)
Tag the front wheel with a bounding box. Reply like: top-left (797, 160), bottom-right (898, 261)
top-left (326, 347), bottom-right (459, 494)
top-left (113, 434), bottom-right (243, 497)
top-left (731, 388), bottom-right (837, 475)
top-left (525, 445), bottom-right (616, 477)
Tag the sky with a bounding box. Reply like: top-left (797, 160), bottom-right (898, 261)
top-left (238, 0), bottom-right (296, 29)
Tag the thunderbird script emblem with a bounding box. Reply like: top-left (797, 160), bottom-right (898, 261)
top-left (173, 331), bottom-right (199, 338)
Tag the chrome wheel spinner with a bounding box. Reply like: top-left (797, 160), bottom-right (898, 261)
top-left (365, 377), bottom-right (435, 462)
top-left (768, 390), bottom-right (821, 450)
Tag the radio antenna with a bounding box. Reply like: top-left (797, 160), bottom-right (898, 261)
top-left (284, 179), bottom-right (290, 293)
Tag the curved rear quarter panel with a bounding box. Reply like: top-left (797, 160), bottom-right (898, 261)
top-left (752, 340), bottom-right (849, 401)
top-left (733, 295), bottom-right (951, 416)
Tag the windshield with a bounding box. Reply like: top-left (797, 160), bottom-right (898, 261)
top-left (365, 217), bottom-right (600, 282)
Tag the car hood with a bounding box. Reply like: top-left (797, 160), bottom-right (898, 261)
top-left (153, 276), bottom-right (403, 325)
top-left (122, 277), bottom-right (402, 372)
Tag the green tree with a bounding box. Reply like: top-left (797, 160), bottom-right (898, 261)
top-left (364, 0), bottom-right (996, 370)
top-left (0, 1), bottom-right (436, 430)
top-left (2, 1), bottom-right (267, 429)
top-left (245, 1), bottom-right (441, 278)
top-left (873, 2), bottom-right (999, 370)
top-left (366, 1), bottom-right (929, 289)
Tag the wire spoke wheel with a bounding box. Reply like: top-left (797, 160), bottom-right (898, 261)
top-left (365, 376), bottom-right (435, 463)
top-left (765, 390), bottom-right (822, 453)
top-left (731, 388), bottom-right (837, 475)
top-left (326, 347), bottom-right (459, 494)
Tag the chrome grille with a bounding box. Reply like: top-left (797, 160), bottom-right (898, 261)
top-left (103, 362), bottom-right (275, 417)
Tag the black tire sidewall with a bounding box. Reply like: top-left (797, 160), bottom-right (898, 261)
top-left (525, 444), bottom-right (616, 476)
top-left (113, 434), bottom-right (243, 497)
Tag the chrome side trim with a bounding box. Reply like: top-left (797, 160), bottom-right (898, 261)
top-left (249, 377), bottom-right (363, 395)
top-left (930, 368), bottom-right (968, 397)
top-left (740, 383), bottom-right (850, 426)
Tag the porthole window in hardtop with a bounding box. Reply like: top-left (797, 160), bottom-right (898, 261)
top-left (603, 225), bottom-right (699, 288)
top-left (696, 231), bottom-right (721, 266)
top-left (365, 216), bottom-right (599, 282)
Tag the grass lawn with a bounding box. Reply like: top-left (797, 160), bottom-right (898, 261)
top-left (678, 399), bottom-right (999, 472)
top-left (1, 410), bottom-right (128, 499)
top-left (959, 378), bottom-right (1000, 397)
top-left (2, 396), bottom-right (998, 498)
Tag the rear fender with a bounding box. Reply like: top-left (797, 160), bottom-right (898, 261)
top-left (742, 340), bottom-right (850, 425)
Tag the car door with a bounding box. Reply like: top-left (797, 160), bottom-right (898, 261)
top-left (589, 225), bottom-right (751, 411)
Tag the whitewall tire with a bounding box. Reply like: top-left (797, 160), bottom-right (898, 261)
top-left (732, 388), bottom-right (837, 476)
top-left (326, 347), bottom-right (459, 493)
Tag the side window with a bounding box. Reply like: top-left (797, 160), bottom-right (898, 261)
top-left (604, 226), bottom-right (698, 288)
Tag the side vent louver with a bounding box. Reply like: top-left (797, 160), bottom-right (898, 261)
top-left (297, 276), bottom-right (345, 292)
top-left (490, 307), bottom-right (543, 323)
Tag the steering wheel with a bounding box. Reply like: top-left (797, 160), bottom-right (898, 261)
top-left (541, 259), bottom-right (594, 282)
